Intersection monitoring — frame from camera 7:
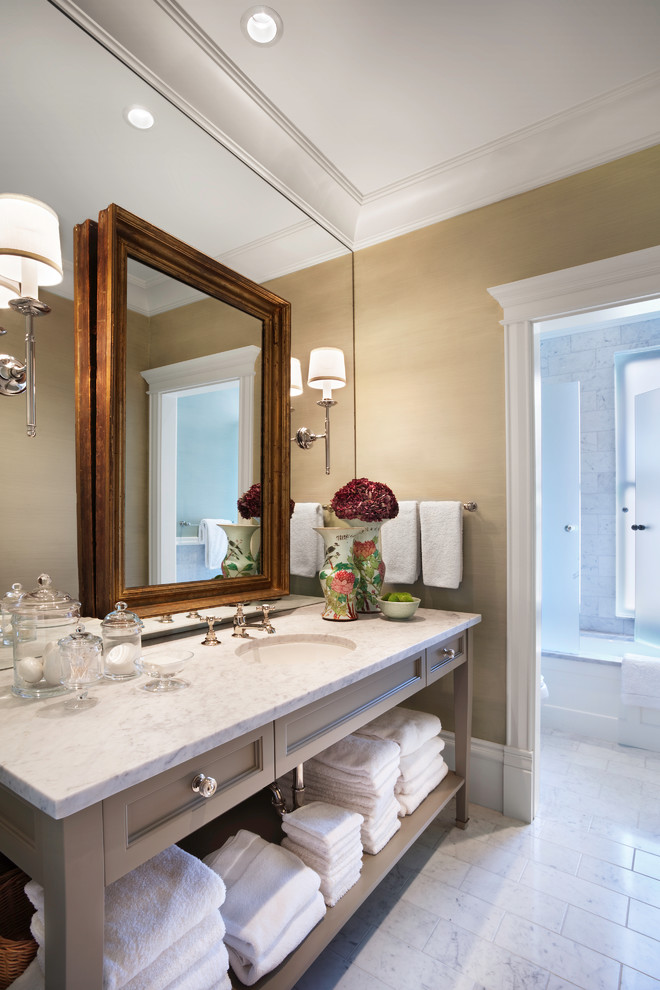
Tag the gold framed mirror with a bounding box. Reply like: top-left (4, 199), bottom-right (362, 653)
top-left (75, 204), bottom-right (291, 618)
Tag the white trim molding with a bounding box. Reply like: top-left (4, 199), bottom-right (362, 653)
top-left (488, 244), bottom-right (660, 822)
top-left (442, 733), bottom-right (534, 822)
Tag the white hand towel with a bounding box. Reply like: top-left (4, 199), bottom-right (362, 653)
top-left (280, 828), bottom-right (362, 868)
top-left (290, 503), bottom-right (324, 577)
top-left (29, 910), bottom-right (227, 990)
top-left (621, 653), bottom-right (660, 710)
top-left (204, 831), bottom-right (321, 963)
top-left (397, 761), bottom-right (449, 817)
top-left (356, 706), bottom-right (442, 757)
top-left (198, 519), bottom-right (231, 569)
top-left (321, 866), bottom-right (362, 908)
top-left (281, 801), bottom-right (363, 851)
top-left (310, 733), bottom-right (401, 780)
top-left (419, 500), bottom-right (463, 588)
top-left (395, 754), bottom-right (447, 795)
top-left (303, 763), bottom-right (400, 802)
top-left (399, 736), bottom-right (445, 781)
top-left (380, 501), bottom-right (420, 584)
top-left (226, 889), bottom-right (325, 987)
top-left (25, 846), bottom-right (226, 990)
top-left (280, 836), bottom-right (362, 877)
top-left (361, 812), bottom-right (401, 855)
top-left (158, 939), bottom-right (230, 990)
top-left (301, 776), bottom-right (399, 817)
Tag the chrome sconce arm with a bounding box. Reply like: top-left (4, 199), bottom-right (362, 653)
top-left (0, 296), bottom-right (51, 437)
top-left (290, 348), bottom-right (344, 476)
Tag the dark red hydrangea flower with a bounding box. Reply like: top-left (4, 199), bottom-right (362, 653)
top-left (238, 483), bottom-right (295, 519)
top-left (330, 478), bottom-right (399, 522)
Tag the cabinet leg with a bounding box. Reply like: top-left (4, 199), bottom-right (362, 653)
top-left (453, 630), bottom-right (473, 829)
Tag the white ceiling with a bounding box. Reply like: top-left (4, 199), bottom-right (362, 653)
top-left (6, 0), bottom-right (660, 291)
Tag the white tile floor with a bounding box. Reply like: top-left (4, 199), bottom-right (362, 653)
top-left (294, 730), bottom-right (660, 990)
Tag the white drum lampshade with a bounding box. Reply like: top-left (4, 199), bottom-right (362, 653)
top-left (307, 347), bottom-right (346, 399)
top-left (0, 194), bottom-right (63, 299)
top-left (290, 357), bottom-right (304, 397)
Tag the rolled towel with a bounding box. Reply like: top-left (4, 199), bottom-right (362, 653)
top-left (356, 706), bottom-right (442, 757)
top-left (397, 761), bottom-right (449, 817)
top-left (419, 500), bottom-right (463, 588)
top-left (396, 754), bottom-right (446, 795)
top-left (30, 911), bottom-right (227, 990)
top-left (26, 845), bottom-right (226, 990)
top-left (621, 653), bottom-right (660, 710)
top-left (281, 801), bottom-right (363, 853)
top-left (399, 736), bottom-right (445, 781)
top-left (198, 519), bottom-right (231, 569)
top-left (380, 501), bottom-right (420, 584)
top-left (310, 734), bottom-right (401, 781)
top-left (290, 503), bottom-right (324, 577)
top-left (226, 890), bottom-right (326, 987)
top-left (204, 831), bottom-right (321, 964)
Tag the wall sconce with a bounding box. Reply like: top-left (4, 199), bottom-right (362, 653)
top-left (291, 346), bottom-right (346, 475)
top-left (0, 194), bottom-right (63, 437)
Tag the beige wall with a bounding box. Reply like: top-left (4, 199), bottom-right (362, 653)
top-left (2, 145), bottom-right (660, 741)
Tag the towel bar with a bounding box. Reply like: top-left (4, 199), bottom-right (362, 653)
top-left (463, 502), bottom-right (477, 511)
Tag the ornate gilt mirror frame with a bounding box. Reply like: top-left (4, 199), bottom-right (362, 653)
top-left (74, 204), bottom-right (291, 618)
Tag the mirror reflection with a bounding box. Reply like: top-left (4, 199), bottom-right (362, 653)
top-left (124, 260), bottom-right (263, 587)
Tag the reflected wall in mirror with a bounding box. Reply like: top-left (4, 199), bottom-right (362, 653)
top-left (76, 204), bottom-right (291, 618)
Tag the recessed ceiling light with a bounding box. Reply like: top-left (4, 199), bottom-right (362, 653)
top-left (240, 6), bottom-right (283, 46)
top-left (123, 105), bottom-right (155, 130)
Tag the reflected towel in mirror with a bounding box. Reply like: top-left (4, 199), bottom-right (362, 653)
top-left (290, 503), bottom-right (323, 577)
top-left (199, 518), bottom-right (231, 569)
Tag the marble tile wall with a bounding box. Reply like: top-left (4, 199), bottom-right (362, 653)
top-left (540, 318), bottom-right (660, 638)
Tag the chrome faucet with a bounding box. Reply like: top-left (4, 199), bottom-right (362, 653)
top-left (253, 603), bottom-right (276, 634)
top-left (231, 602), bottom-right (252, 638)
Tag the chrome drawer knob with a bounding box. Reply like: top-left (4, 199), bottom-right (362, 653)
top-left (191, 773), bottom-right (217, 798)
top-left (442, 648), bottom-right (456, 659)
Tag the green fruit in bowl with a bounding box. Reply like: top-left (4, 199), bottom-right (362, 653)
top-left (384, 592), bottom-right (415, 602)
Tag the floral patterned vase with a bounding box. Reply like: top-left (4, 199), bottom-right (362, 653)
top-left (347, 519), bottom-right (386, 612)
top-left (219, 523), bottom-right (259, 577)
top-left (313, 527), bottom-right (363, 621)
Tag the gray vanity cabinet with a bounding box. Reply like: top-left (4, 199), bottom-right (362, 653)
top-left (0, 623), bottom-right (474, 990)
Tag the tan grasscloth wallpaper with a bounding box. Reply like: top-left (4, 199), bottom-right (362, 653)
top-left (3, 144), bottom-right (660, 746)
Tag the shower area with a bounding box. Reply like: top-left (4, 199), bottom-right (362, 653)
top-left (539, 305), bottom-right (660, 749)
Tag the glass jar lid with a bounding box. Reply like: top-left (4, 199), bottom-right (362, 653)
top-left (9, 574), bottom-right (80, 619)
top-left (58, 624), bottom-right (102, 651)
top-left (101, 601), bottom-right (143, 631)
top-left (1, 582), bottom-right (23, 608)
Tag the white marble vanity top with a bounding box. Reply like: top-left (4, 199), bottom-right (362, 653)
top-left (0, 602), bottom-right (480, 820)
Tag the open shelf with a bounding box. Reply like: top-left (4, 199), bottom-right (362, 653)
top-left (231, 771), bottom-right (465, 990)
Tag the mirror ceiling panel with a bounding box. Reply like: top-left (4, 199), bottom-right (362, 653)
top-left (2, 0), bottom-right (349, 303)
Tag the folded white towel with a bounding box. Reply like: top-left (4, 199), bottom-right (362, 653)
top-left (621, 653), bottom-right (660, 710)
top-left (290, 503), bottom-right (324, 577)
top-left (399, 736), bottom-right (445, 781)
top-left (281, 801), bottom-right (363, 852)
top-left (226, 890), bottom-right (326, 987)
top-left (204, 831), bottom-right (321, 965)
top-left (321, 867), bottom-right (362, 908)
top-left (198, 519), bottom-right (231, 569)
top-left (25, 845), bottom-right (226, 990)
top-left (281, 829), bottom-right (362, 868)
top-left (420, 500), bottom-right (463, 588)
top-left (30, 910), bottom-right (227, 990)
top-left (356, 706), bottom-right (442, 757)
top-left (298, 776), bottom-right (399, 818)
top-left (302, 764), bottom-right (400, 805)
top-left (380, 501), bottom-right (420, 584)
top-left (398, 761), bottom-right (449, 816)
top-left (396, 754), bottom-right (447, 795)
top-left (310, 733), bottom-right (401, 780)
top-left (280, 836), bottom-right (362, 877)
top-left (361, 810), bottom-right (402, 855)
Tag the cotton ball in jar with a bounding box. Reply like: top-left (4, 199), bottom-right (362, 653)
top-left (16, 657), bottom-right (43, 683)
top-left (105, 643), bottom-right (138, 677)
top-left (43, 642), bottom-right (65, 686)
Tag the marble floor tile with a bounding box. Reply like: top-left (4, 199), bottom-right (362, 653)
top-left (401, 871), bottom-right (505, 939)
top-left (351, 927), bottom-right (475, 990)
top-left (620, 965), bottom-right (660, 989)
top-left (561, 904), bottom-right (660, 980)
top-left (520, 859), bottom-right (629, 924)
top-left (628, 898), bottom-right (660, 940)
top-left (635, 849), bottom-right (660, 882)
top-left (578, 853), bottom-right (660, 908)
top-left (460, 862), bottom-right (567, 931)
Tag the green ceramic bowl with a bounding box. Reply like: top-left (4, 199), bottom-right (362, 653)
top-left (377, 596), bottom-right (421, 620)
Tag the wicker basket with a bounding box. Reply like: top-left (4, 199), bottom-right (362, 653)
top-left (0, 867), bottom-right (38, 990)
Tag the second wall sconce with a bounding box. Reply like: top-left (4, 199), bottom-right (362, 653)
top-left (0, 194), bottom-right (63, 437)
top-left (291, 346), bottom-right (346, 475)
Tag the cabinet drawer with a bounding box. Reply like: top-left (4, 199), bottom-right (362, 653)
top-left (426, 634), bottom-right (467, 684)
top-left (103, 725), bottom-right (274, 882)
top-left (275, 651), bottom-right (425, 775)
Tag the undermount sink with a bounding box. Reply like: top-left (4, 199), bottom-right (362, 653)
top-left (235, 633), bottom-right (356, 663)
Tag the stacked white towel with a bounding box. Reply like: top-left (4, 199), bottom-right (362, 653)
top-left (356, 706), bottom-right (448, 817)
top-left (24, 844), bottom-right (230, 990)
top-left (281, 801), bottom-right (364, 907)
top-left (204, 829), bottom-right (325, 986)
top-left (280, 734), bottom-right (402, 855)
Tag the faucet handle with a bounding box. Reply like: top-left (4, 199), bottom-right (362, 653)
top-left (258, 603), bottom-right (274, 616)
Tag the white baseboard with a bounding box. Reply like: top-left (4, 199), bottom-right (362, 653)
top-left (442, 733), bottom-right (534, 824)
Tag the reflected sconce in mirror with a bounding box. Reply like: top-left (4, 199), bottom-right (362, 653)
top-left (292, 346), bottom-right (346, 475)
top-left (0, 194), bottom-right (63, 437)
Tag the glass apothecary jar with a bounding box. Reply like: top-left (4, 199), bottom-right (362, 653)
top-left (58, 624), bottom-right (103, 709)
top-left (1, 582), bottom-right (23, 648)
top-left (11, 574), bottom-right (80, 699)
top-left (101, 601), bottom-right (143, 680)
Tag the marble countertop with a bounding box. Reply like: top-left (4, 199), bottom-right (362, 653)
top-left (0, 601), bottom-right (480, 820)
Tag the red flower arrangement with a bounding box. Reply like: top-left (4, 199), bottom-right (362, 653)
top-left (330, 478), bottom-right (399, 522)
top-left (237, 483), bottom-right (295, 519)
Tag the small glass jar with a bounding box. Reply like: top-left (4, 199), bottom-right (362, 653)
top-left (11, 574), bottom-right (81, 699)
top-left (101, 601), bottom-right (143, 680)
top-left (1, 582), bottom-right (23, 648)
top-left (58, 624), bottom-right (103, 709)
